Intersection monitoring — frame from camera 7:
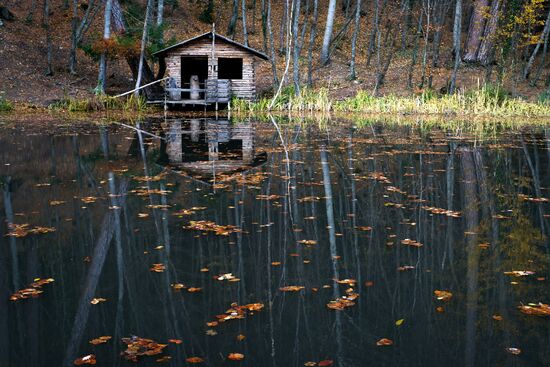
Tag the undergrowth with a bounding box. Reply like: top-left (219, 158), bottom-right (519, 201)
top-left (232, 84), bottom-right (550, 117)
top-left (0, 92), bottom-right (13, 112)
top-left (48, 94), bottom-right (148, 112)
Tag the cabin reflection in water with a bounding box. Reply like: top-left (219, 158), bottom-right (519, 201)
top-left (160, 119), bottom-right (267, 184)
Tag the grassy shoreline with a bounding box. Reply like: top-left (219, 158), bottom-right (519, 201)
top-left (232, 85), bottom-right (550, 118)
top-left (2, 84), bottom-right (550, 125)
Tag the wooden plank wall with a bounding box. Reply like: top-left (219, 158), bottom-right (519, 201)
top-left (164, 38), bottom-right (257, 101)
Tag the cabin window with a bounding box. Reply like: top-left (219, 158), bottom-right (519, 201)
top-left (218, 58), bottom-right (243, 79)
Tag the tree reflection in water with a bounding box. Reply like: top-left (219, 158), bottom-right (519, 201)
top-left (0, 117), bottom-right (548, 367)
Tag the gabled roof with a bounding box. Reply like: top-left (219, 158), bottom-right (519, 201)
top-left (153, 31), bottom-right (269, 60)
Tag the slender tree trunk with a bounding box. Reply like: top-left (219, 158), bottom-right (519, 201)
top-left (407, 11), bottom-right (423, 89)
top-left (431, 0), bottom-right (449, 69)
top-left (320, 0), bottom-right (337, 64)
top-left (69, 0), bottom-right (78, 74)
top-left (279, 0), bottom-right (288, 53)
top-left (261, 0), bottom-right (268, 51)
top-left (366, 0), bottom-right (379, 66)
top-left (43, 0), bottom-right (53, 76)
top-left (307, 0), bottom-right (319, 86)
top-left (228, 0), bottom-right (239, 37)
top-left (524, 7), bottom-right (550, 79)
top-left (134, 0), bottom-right (153, 96)
top-left (96, 0), bottom-right (113, 94)
top-left (267, 0), bottom-right (279, 85)
top-left (463, 0), bottom-right (488, 63)
top-left (242, 0), bottom-right (249, 46)
top-left (450, 0), bottom-right (462, 93)
top-left (292, 0), bottom-right (301, 93)
top-left (400, 0), bottom-right (411, 50)
top-left (157, 0), bottom-right (164, 44)
top-left (476, 0), bottom-right (500, 66)
top-left (532, 29), bottom-right (549, 86)
top-left (349, 0), bottom-right (361, 79)
top-left (419, 0), bottom-right (432, 88)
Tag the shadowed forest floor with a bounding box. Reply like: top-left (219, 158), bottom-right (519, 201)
top-left (1, 0), bottom-right (550, 106)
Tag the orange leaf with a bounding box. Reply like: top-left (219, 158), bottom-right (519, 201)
top-left (186, 357), bottom-right (204, 363)
top-left (376, 338), bottom-right (393, 346)
top-left (74, 354), bottom-right (96, 365)
top-left (228, 353), bottom-right (245, 361)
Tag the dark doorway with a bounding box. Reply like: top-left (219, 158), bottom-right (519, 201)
top-left (218, 58), bottom-right (243, 79)
top-left (181, 57), bottom-right (209, 99)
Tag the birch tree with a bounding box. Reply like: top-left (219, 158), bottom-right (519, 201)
top-left (135, 0), bottom-right (154, 96)
top-left (320, 0), bottom-right (337, 64)
top-left (96, 0), bottom-right (113, 94)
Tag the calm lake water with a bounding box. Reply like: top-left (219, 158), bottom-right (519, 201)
top-left (0, 117), bottom-right (549, 367)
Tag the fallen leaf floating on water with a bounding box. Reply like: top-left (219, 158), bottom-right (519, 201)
top-left (327, 292), bottom-right (359, 311)
top-left (185, 221), bottom-right (241, 236)
top-left (171, 283), bottom-right (186, 290)
top-left (121, 336), bottom-right (167, 362)
top-left (395, 319), bottom-right (405, 326)
top-left (49, 200), bottom-right (66, 206)
top-left (90, 298), bottom-right (107, 305)
top-left (492, 315), bottom-right (503, 321)
top-left (436, 306), bottom-right (445, 313)
top-left (318, 360), bottom-right (334, 367)
top-left (279, 286), bottom-right (305, 292)
top-left (146, 204), bottom-right (171, 210)
top-left (334, 278), bottom-right (357, 286)
top-left (209, 302), bottom-right (265, 325)
top-left (217, 273), bottom-right (240, 282)
top-left (150, 263), bottom-right (166, 273)
top-left (186, 357), bottom-right (204, 363)
top-left (133, 173), bottom-right (167, 182)
top-left (89, 336), bottom-right (111, 345)
top-left (236, 334), bottom-right (246, 341)
top-left (205, 329), bottom-right (218, 336)
top-left (172, 207), bottom-right (207, 216)
top-left (6, 223), bottom-right (56, 238)
top-left (518, 303), bottom-right (550, 316)
top-left (506, 348), bottom-right (522, 355)
top-left (376, 338), bottom-right (394, 346)
top-left (421, 206), bottom-right (461, 217)
top-left (504, 270), bottom-right (535, 277)
top-left (138, 213), bottom-right (149, 218)
top-left (304, 362), bottom-right (317, 367)
top-left (401, 238), bottom-right (423, 247)
top-left (434, 290), bottom-right (453, 302)
top-left (298, 239), bottom-right (317, 246)
top-left (156, 356), bottom-right (172, 362)
top-left (81, 197), bottom-right (98, 204)
top-left (256, 194), bottom-right (282, 200)
top-left (356, 226), bottom-right (372, 231)
top-left (130, 188), bottom-right (172, 196)
top-left (10, 278), bottom-right (54, 301)
top-left (298, 196), bottom-right (320, 203)
top-left (168, 339), bottom-right (182, 344)
top-left (518, 194), bottom-right (550, 203)
top-left (74, 354), bottom-right (96, 365)
top-left (187, 287), bottom-right (202, 293)
top-left (227, 353), bottom-right (245, 361)
top-left (398, 265), bottom-right (415, 271)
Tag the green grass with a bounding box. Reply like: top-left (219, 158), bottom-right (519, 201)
top-left (0, 92), bottom-right (13, 112)
top-left (48, 94), bottom-right (148, 112)
top-left (232, 84), bottom-right (550, 117)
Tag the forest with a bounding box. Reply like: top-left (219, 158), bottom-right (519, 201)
top-left (2, 0), bottom-right (550, 113)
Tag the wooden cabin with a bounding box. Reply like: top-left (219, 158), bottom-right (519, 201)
top-left (152, 31), bottom-right (269, 108)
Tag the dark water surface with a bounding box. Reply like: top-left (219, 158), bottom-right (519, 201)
top-left (1, 117), bottom-right (549, 367)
